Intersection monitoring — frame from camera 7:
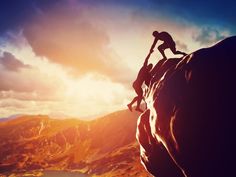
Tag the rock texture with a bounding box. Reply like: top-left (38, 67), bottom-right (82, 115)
top-left (136, 36), bottom-right (236, 177)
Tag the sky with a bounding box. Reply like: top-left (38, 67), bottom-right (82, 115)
top-left (0, 0), bottom-right (235, 119)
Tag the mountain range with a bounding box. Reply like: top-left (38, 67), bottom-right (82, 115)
top-left (0, 110), bottom-right (151, 177)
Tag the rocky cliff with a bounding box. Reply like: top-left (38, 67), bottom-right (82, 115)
top-left (136, 36), bottom-right (236, 177)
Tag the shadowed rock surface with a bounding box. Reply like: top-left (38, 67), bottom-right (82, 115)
top-left (136, 36), bottom-right (236, 177)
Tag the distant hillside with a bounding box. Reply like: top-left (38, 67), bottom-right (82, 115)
top-left (0, 114), bottom-right (24, 122)
top-left (0, 110), bottom-right (151, 177)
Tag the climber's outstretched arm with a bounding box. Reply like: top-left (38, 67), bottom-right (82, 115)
top-left (142, 37), bottom-right (158, 67)
top-left (150, 38), bottom-right (158, 53)
top-left (143, 52), bottom-right (151, 67)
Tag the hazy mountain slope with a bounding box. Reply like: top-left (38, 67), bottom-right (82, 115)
top-left (0, 110), bottom-right (150, 176)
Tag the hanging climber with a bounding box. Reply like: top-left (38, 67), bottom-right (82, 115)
top-left (127, 52), bottom-right (153, 112)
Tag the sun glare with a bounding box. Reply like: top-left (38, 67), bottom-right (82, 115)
top-left (0, 37), bottom-right (130, 118)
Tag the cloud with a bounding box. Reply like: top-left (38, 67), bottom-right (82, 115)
top-left (0, 99), bottom-right (27, 109)
top-left (0, 51), bottom-right (31, 71)
top-left (0, 51), bottom-right (65, 100)
top-left (22, 5), bottom-right (132, 84)
top-left (193, 27), bottom-right (231, 46)
top-left (0, 43), bottom-right (131, 118)
top-left (175, 40), bottom-right (188, 52)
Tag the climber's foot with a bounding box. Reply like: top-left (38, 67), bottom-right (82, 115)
top-left (127, 104), bottom-right (133, 112)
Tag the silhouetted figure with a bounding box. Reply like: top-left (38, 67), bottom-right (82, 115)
top-left (127, 52), bottom-right (153, 112)
top-left (150, 31), bottom-right (187, 59)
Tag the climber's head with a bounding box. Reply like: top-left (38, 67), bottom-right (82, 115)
top-left (152, 31), bottom-right (159, 37)
top-left (147, 64), bottom-right (153, 71)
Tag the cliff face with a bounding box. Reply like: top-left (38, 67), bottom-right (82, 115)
top-left (136, 36), bottom-right (236, 177)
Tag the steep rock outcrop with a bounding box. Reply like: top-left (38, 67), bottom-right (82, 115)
top-left (136, 36), bottom-right (236, 177)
